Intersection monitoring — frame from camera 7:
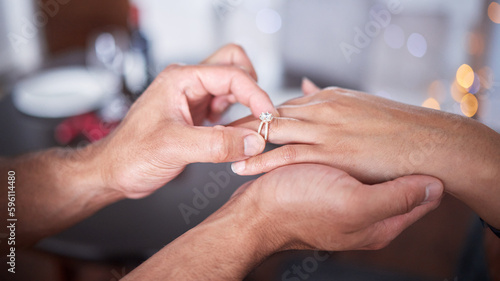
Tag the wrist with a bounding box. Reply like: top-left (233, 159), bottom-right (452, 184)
top-left (408, 112), bottom-right (475, 192)
top-left (199, 191), bottom-right (284, 274)
top-left (413, 115), bottom-right (500, 228)
top-left (425, 117), bottom-right (498, 193)
top-left (55, 144), bottom-right (125, 204)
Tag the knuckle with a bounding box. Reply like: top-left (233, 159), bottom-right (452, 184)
top-left (278, 145), bottom-right (297, 164)
top-left (388, 178), bottom-right (421, 214)
top-left (163, 63), bottom-right (184, 73)
top-left (247, 150), bottom-right (272, 172)
top-left (226, 43), bottom-right (245, 53)
top-left (210, 126), bottom-right (232, 162)
top-left (157, 64), bottom-right (185, 80)
top-left (403, 192), bottom-right (419, 213)
top-left (398, 187), bottom-right (420, 214)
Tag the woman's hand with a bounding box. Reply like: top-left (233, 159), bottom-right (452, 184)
top-left (231, 82), bottom-right (500, 228)
top-left (89, 44), bottom-right (276, 199)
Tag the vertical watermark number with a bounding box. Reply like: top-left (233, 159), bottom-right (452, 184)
top-left (6, 171), bottom-right (16, 274)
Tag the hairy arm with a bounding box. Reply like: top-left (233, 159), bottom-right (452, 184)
top-left (0, 146), bottom-right (122, 251)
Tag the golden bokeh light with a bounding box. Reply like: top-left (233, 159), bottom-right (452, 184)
top-left (427, 80), bottom-right (446, 102)
top-left (450, 80), bottom-right (468, 102)
top-left (422, 97), bottom-right (441, 110)
top-left (468, 74), bottom-right (481, 94)
top-left (488, 2), bottom-right (500, 24)
top-left (460, 93), bottom-right (478, 117)
top-left (456, 64), bottom-right (475, 89)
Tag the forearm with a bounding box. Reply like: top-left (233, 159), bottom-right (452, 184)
top-left (0, 145), bottom-right (124, 250)
top-left (419, 114), bottom-right (500, 228)
top-left (123, 194), bottom-right (279, 280)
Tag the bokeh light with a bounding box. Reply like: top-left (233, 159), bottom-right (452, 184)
top-left (427, 80), bottom-right (446, 102)
top-left (407, 33), bottom-right (427, 57)
top-left (422, 97), bottom-right (441, 110)
top-left (256, 8), bottom-right (282, 34)
top-left (488, 2), bottom-right (500, 24)
top-left (456, 64), bottom-right (475, 89)
top-left (468, 74), bottom-right (481, 94)
top-left (460, 93), bottom-right (478, 117)
top-left (450, 80), bottom-right (468, 102)
top-left (384, 24), bottom-right (405, 49)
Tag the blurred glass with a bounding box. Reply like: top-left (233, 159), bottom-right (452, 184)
top-left (0, 1), bottom-right (44, 77)
top-left (86, 27), bottom-right (131, 122)
top-left (87, 28), bottom-right (129, 76)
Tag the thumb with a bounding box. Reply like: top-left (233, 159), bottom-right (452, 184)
top-left (301, 77), bottom-right (321, 96)
top-left (181, 125), bottom-right (265, 164)
top-left (361, 175), bottom-right (444, 222)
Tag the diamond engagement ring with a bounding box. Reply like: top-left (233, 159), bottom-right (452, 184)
top-left (258, 112), bottom-right (273, 141)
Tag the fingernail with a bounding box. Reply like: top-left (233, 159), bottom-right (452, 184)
top-left (422, 182), bottom-right (443, 204)
top-left (231, 161), bottom-right (245, 174)
top-left (244, 134), bottom-right (263, 156)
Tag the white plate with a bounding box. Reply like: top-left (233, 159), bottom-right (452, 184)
top-left (13, 67), bottom-right (120, 118)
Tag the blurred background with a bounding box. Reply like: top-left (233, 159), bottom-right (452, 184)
top-left (0, 0), bottom-right (499, 280)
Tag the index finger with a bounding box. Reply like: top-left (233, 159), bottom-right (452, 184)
top-left (178, 65), bottom-right (276, 118)
top-left (201, 44), bottom-right (258, 81)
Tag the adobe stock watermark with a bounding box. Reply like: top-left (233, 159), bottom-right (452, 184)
top-left (281, 250), bottom-right (333, 281)
top-left (382, 119), bottom-right (462, 182)
top-left (213, 0), bottom-right (244, 20)
top-left (110, 266), bottom-right (128, 281)
top-left (178, 164), bottom-right (233, 225)
top-left (8, 0), bottom-right (72, 53)
top-left (340, 0), bottom-right (403, 63)
top-left (380, 93), bottom-right (484, 183)
top-left (392, 72), bottom-right (499, 178)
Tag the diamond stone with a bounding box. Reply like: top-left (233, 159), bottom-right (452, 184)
top-left (259, 112), bottom-right (273, 122)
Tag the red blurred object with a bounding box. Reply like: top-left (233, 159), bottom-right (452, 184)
top-left (129, 4), bottom-right (140, 28)
top-left (55, 112), bottom-right (119, 145)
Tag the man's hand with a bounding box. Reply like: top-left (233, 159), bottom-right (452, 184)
top-left (240, 164), bottom-right (443, 252)
top-left (231, 82), bottom-right (500, 228)
top-left (123, 164), bottom-right (444, 280)
top-left (0, 44), bottom-right (277, 248)
top-left (92, 44), bottom-right (276, 198)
